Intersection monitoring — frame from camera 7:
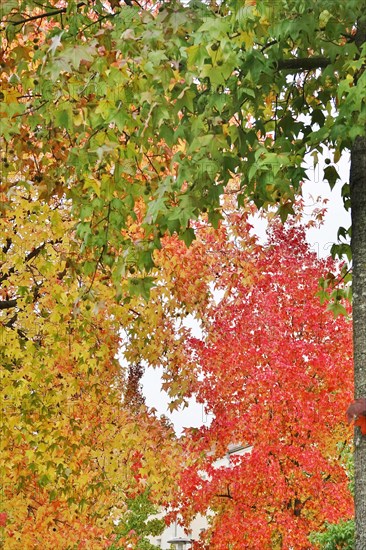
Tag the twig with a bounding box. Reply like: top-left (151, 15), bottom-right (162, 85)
top-left (144, 153), bottom-right (159, 175)
top-left (86, 202), bottom-right (111, 293)
top-left (261, 39), bottom-right (278, 53)
top-left (5, 2), bottom-right (86, 27)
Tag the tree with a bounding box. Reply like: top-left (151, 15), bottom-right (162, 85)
top-left (174, 220), bottom-right (353, 549)
top-left (1, 0), bottom-right (366, 544)
top-left (0, 189), bottom-right (183, 548)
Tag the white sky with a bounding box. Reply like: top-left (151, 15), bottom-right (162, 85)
top-left (141, 152), bottom-right (352, 435)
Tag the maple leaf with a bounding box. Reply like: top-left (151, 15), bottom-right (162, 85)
top-left (0, 512), bottom-right (7, 527)
top-left (47, 32), bottom-right (64, 55)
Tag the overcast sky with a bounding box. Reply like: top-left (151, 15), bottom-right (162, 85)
top-left (141, 152), bottom-right (352, 435)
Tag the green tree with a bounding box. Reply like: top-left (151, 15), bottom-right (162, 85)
top-left (109, 491), bottom-right (164, 550)
top-left (1, 0), bottom-right (366, 545)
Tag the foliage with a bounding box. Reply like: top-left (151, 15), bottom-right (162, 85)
top-left (0, 189), bottom-right (183, 548)
top-left (109, 491), bottom-right (165, 550)
top-left (1, 0), bottom-right (364, 547)
top-left (310, 520), bottom-right (355, 550)
top-left (310, 440), bottom-right (354, 549)
top-left (171, 218), bottom-right (353, 549)
top-left (1, 0), bottom-right (365, 278)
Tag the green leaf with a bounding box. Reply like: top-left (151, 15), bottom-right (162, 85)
top-left (55, 108), bottom-right (72, 130)
top-left (0, 0), bottom-right (18, 17)
top-left (38, 474), bottom-right (50, 487)
top-left (128, 277), bottom-right (156, 301)
top-left (56, 42), bottom-right (97, 70)
top-left (326, 301), bottom-right (347, 318)
top-left (324, 165), bottom-right (340, 190)
top-left (180, 228), bottom-right (196, 247)
top-left (331, 242), bottom-right (352, 261)
top-left (277, 202), bottom-right (295, 223)
top-left (83, 261), bottom-right (97, 276)
top-left (138, 250), bottom-right (155, 272)
top-left (208, 209), bottom-right (223, 229)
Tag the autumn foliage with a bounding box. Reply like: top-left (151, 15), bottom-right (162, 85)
top-left (0, 1), bottom-right (360, 548)
top-left (0, 191), bottom-right (182, 549)
top-left (1, 183), bottom-right (354, 548)
top-left (173, 221), bottom-right (353, 549)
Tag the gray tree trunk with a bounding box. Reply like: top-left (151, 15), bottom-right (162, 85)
top-left (351, 14), bottom-right (366, 549)
top-left (351, 133), bottom-right (366, 549)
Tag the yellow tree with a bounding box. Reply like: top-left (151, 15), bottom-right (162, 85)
top-left (0, 190), bottom-right (182, 548)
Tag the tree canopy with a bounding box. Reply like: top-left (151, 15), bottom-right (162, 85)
top-left (172, 218), bottom-right (353, 548)
top-left (2, 0), bottom-right (364, 266)
top-left (1, 188), bottom-right (183, 548)
top-left (1, 0), bottom-right (365, 547)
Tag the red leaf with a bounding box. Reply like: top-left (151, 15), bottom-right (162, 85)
top-left (346, 398), bottom-right (366, 424)
top-left (355, 416), bottom-right (366, 435)
top-left (0, 512), bottom-right (7, 527)
top-left (176, 221), bottom-right (354, 548)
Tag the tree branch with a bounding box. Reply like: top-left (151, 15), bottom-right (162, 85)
top-left (0, 240), bottom-right (61, 284)
top-left (2, 238), bottom-right (12, 255)
top-left (277, 56), bottom-right (330, 72)
top-left (5, 2), bottom-right (86, 27)
top-left (0, 299), bottom-right (17, 310)
top-left (216, 484), bottom-right (233, 499)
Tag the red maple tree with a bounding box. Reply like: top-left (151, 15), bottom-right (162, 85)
top-left (176, 221), bottom-right (353, 549)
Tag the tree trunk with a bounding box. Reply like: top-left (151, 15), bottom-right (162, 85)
top-left (351, 14), bottom-right (366, 549)
top-left (351, 133), bottom-right (366, 549)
